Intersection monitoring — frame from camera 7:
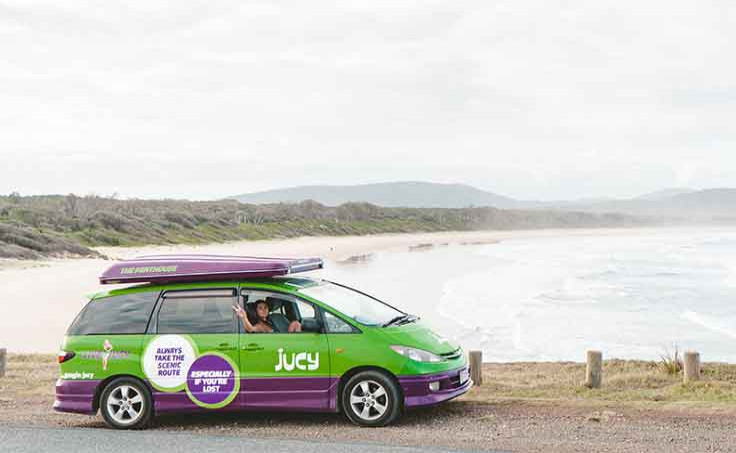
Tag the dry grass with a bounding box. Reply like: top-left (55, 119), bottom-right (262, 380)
top-left (0, 354), bottom-right (58, 405)
top-left (464, 360), bottom-right (736, 412)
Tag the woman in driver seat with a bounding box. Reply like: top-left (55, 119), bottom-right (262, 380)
top-left (233, 299), bottom-right (301, 333)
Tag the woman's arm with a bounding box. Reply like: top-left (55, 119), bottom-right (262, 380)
top-left (233, 305), bottom-right (256, 332)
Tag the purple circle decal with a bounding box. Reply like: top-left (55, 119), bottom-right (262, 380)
top-left (186, 354), bottom-right (237, 406)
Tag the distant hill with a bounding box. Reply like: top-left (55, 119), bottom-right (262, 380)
top-left (547, 188), bottom-right (736, 220)
top-left (231, 182), bottom-right (736, 221)
top-left (231, 181), bottom-right (520, 209)
top-left (634, 188), bottom-right (696, 201)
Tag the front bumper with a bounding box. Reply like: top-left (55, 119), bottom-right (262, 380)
top-left (53, 379), bottom-right (100, 415)
top-left (398, 366), bottom-right (472, 408)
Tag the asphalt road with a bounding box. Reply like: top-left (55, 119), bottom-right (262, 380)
top-left (0, 426), bottom-right (501, 453)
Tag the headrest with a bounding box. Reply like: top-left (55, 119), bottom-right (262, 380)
top-left (265, 297), bottom-right (284, 311)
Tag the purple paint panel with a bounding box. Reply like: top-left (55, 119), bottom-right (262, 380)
top-left (153, 391), bottom-right (242, 414)
top-left (153, 391), bottom-right (202, 413)
top-left (53, 379), bottom-right (100, 415)
top-left (99, 254), bottom-right (323, 284)
top-left (242, 376), bottom-right (338, 412)
top-left (399, 367), bottom-right (473, 408)
top-left (154, 377), bottom-right (338, 413)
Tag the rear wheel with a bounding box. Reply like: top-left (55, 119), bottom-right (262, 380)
top-left (342, 370), bottom-right (402, 427)
top-left (99, 377), bottom-right (153, 429)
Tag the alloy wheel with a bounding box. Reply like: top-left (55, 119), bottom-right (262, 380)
top-left (106, 384), bottom-right (145, 426)
top-left (349, 379), bottom-right (388, 421)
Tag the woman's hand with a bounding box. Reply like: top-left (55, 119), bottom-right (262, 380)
top-left (232, 305), bottom-right (245, 318)
top-left (233, 304), bottom-right (255, 332)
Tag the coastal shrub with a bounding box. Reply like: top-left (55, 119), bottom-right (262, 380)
top-left (657, 346), bottom-right (683, 375)
top-left (90, 211), bottom-right (133, 232)
top-left (0, 222), bottom-right (97, 257)
top-left (87, 229), bottom-right (124, 246)
top-left (0, 241), bottom-right (40, 259)
top-left (163, 211), bottom-right (197, 229)
top-left (0, 224), bottom-right (48, 251)
top-left (0, 193), bottom-right (651, 259)
top-left (10, 208), bottom-right (47, 227)
top-left (2, 232), bottom-right (46, 252)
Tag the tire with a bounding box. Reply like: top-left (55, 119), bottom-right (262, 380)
top-left (99, 377), bottom-right (153, 430)
top-left (341, 370), bottom-right (402, 427)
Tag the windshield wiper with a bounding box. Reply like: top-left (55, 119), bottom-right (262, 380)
top-left (382, 315), bottom-right (408, 327)
top-left (382, 314), bottom-right (417, 327)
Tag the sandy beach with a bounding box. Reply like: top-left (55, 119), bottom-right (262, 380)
top-left (0, 227), bottom-right (681, 353)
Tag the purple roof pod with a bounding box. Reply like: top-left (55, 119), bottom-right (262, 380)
top-left (98, 254), bottom-right (324, 285)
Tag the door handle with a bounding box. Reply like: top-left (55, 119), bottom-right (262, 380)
top-left (216, 343), bottom-right (235, 351)
top-left (241, 343), bottom-right (264, 352)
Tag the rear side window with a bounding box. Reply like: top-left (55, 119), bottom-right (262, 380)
top-left (157, 289), bottom-right (236, 334)
top-left (67, 292), bottom-right (159, 335)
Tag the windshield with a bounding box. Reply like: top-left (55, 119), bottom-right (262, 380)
top-left (300, 281), bottom-right (405, 327)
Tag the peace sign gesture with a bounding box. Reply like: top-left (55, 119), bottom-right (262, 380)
top-left (232, 304), bottom-right (245, 318)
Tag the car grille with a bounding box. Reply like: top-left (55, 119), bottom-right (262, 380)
top-left (440, 348), bottom-right (462, 361)
top-left (440, 367), bottom-right (469, 390)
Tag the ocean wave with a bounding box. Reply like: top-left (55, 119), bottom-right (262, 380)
top-left (427, 229), bottom-right (736, 361)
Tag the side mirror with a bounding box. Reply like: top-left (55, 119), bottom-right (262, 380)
top-left (301, 318), bottom-right (323, 333)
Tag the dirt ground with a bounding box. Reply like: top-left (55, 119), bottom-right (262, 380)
top-left (2, 354), bottom-right (736, 452)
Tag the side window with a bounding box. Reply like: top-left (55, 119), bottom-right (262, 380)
top-left (324, 311), bottom-right (359, 334)
top-left (294, 299), bottom-right (316, 320)
top-left (157, 289), bottom-right (235, 334)
top-left (241, 290), bottom-right (321, 334)
top-left (67, 291), bottom-right (159, 335)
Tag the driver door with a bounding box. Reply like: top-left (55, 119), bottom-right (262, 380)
top-left (238, 289), bottom-right (332, 410)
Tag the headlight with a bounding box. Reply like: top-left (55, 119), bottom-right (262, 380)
top-left (390, 345), bottom-right (443, 363)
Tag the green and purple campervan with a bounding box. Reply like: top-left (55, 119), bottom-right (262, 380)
top-left (54, 255), bottom-right (471, 428)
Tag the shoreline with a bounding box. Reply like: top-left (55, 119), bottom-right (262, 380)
top-left (0, 225), bottom-right (706, 272)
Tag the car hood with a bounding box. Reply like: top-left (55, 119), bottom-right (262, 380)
top-left (379, 321), bottom-right (459, 355)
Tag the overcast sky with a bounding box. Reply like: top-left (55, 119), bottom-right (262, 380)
top-left (1, 0), bottom-right (734, 201)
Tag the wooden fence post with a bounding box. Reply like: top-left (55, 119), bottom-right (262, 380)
top-left (469, 350), bottom-right (482, 386)
top-left (585, 350), bottom-right (602, 388)
top-left (683, 351), bottom-right (700, 383)
top-left (0, 348), bottom-right (6, 378)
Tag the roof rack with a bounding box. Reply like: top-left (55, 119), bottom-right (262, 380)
top-left (99, 254), bottom-right (323, 285)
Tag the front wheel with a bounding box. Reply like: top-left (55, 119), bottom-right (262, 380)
top-left (342, 371), bottom-right (402, 427)
top-left (99, 377), bottom-right (153, 429)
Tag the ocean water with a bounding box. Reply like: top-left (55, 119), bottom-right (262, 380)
top-left (313, 228), bottom-right (736, 363)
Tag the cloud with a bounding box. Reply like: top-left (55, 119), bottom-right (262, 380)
top-left (1, 0), bottom-right (734, 200)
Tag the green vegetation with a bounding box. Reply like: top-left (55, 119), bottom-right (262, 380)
top-left (0, 193), bottom-right (649, 259)
top-left (658, 346), bottom-right (684, 375)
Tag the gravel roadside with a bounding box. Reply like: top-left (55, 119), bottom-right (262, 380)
top-left (2, 396), bottom-right (734, 452)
